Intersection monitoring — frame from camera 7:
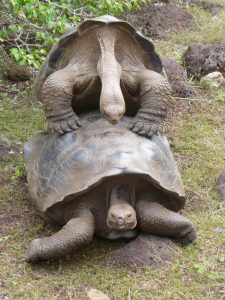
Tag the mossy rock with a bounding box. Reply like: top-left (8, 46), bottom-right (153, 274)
top-left (2, 63), bottom-right (31, 81)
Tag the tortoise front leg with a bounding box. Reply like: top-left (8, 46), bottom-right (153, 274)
top-left (136, 201), bottom-right (196, 245)
top-left (41, 68), bottom-right (81, 134)
top-left (130, 70), bottom-right (171, 137)
top-left (27, 210), bottom-right (95, 262)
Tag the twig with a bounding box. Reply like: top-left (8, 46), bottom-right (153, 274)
top-left (0, 87), bottom-right (20, 93)
top-left (1, 11), bottom-right (48, 32)
top-left (127, 288), bottom-right (131, 300)
top-left (42, 0), bottom-right (93, 18)
top-left (172, 96), bottom-right (202, 101)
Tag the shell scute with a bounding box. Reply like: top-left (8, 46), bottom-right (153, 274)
top-left (24, 112), bottom-right (185, 214)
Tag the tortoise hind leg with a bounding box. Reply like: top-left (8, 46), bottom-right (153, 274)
top-left (27, 210), bottom-right (95, 262)
top-left (136, 201), bottom-right (196, 245)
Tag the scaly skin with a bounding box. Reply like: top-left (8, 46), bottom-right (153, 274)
top-left (129, 70), bottom-right (171, 137)
top-left (41, 68), bottom-right (81, 134)
top-left (40, 25), bottom-right (171, 135)
top-left (136, 201), bottom-right (196, 245)
top-left (97, 27), bottom-right (125, 124)
top-left (27, 182), bottom-right (196, 262)
top-left (27, 210), bottom-right (95, 262)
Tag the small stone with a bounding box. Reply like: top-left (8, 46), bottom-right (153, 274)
top-left (217, 170), bottom-right (225, 200)
top-left (87, 289), bottom-right (110, 300)
top-left (200, 72), bottom-right (225, 88)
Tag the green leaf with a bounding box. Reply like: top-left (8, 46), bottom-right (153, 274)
top-left (9, 48), bottom-right (19, 56)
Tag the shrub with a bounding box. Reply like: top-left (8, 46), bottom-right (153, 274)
top-left (0, 0), bottom-right (146, 69)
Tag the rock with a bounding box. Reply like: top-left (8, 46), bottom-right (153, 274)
top-left (183, 43), bottom-right (225, 77)
top-left (2, 63), bottom-right (31, 81)
top-left (106, 234), bottom-right (177, 267)
top-left (200, 72), bottom-right (225, 88)
top-left (126, 3), bottom-right (194, 37)
top-left (87, 289), bottom-right (110, 300)
top-left (217, 171), bottom-right (225, 200)
top-left (162, 57), bottom-right (194, 98)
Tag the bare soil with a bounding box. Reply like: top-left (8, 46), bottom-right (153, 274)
top-left (106, 234), bottom-right (177, 267)
top-left (127, 2), bottom-right (194, 37)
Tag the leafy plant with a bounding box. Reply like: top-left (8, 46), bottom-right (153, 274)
top-left (0, 0), bottom-right (146, 69)
top-left (11, 158), bottom-right (26, 183)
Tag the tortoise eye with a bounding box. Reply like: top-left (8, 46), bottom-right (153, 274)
top-left (127, 214), bottom-right (132, 218)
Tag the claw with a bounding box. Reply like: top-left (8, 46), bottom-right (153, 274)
top-left (75, 118), bottom-right (82, 127)
top-left (129, 124), bottom-right (134, 130)
top-left (53, 124), bottom-right (63, 134)
top-left (47, 113), bottom-right (81, 135)
top-left (139, 131), bottom-right (147, 136)
top-left (132, 126), bottom-right (140, 133)
top-left (133, 122), bottom-right (143, 133)
top-left (130, 118), bottom-right (161, 138)
top-left (147, 131), bottom-right (154, 137)
top-left (57, 129), bottom-right (64, 135)
top-left (48, 123), bottom-right (54, 132)
top-left (68, 119), bottom-right (78, 130)
top-left (60, 122), bottom-right (72, 133)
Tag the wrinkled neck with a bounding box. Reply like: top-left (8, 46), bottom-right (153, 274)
top-left (109, 184), bottom-right (131, 208)
top-left (97, 27), bottom-right (118, 77)
top-left (96, 27), bottom-right (125, 122)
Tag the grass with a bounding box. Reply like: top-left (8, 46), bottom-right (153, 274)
top-left (155, 3), bottom-right (225, 60)
top-left (1, 2), bottom-right (225, 299)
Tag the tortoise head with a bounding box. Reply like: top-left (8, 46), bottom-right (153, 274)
top-left (107, 203), bottom-right (137, 231)
top-left (100, 99), bottom-right (125, 125)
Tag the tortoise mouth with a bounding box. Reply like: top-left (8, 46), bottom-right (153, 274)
top-left (107, 220), bottom-right (137, 231)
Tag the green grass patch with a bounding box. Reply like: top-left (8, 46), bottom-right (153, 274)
top-left (155, 4), bottom-right (225, 58)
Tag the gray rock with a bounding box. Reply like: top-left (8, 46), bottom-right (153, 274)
top-left (183, 43), bottom-right (225, 77)
top-left (2, 63), bottom-right (31, 81)
top-left (162, 57), bottom-right (194, 98)
top-left (200, 71), bottom-right (225, 88)
top-left (87, 289), bottom-right (110, 300)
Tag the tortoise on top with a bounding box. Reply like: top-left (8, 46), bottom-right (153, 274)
top-left (36, 15), bottom-right (171, 136)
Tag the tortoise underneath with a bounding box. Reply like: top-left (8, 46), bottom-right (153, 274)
top-left (24, 112), bottom-right (196, 262)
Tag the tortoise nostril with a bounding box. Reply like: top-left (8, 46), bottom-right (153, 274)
top-left (110, 119), bottom-right (118, 125)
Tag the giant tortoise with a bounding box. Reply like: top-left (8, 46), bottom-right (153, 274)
top-left (24, 112), bottom-right (196, 262)
top-left (36, 15), bottom-right (171, 136)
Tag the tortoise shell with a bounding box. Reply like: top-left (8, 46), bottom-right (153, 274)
top-left (24, 112), bottom-right (185, 214)
top-left (35, 15), bottom-right (162, 101)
